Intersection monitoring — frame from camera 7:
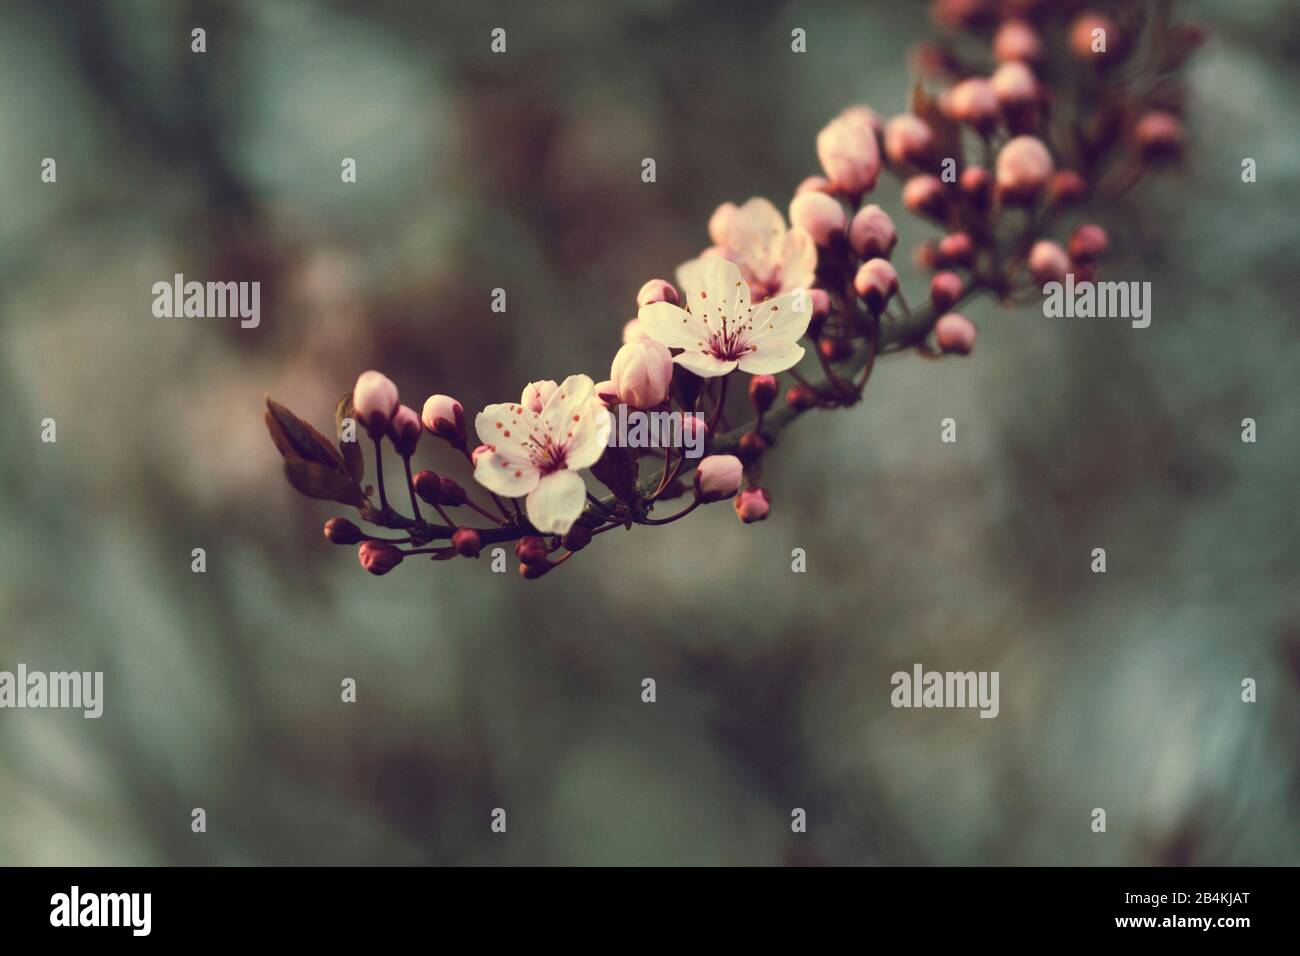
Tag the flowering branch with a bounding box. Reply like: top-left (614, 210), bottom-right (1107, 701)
top-left (265, 1), bottom-right (1200, 579)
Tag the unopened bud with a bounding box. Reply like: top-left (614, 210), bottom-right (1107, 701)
top-left (786, 385), bottom-right (818, 410)
top-left (324, 517), bottom-right (365, 545)
top-left (996, 135), bottom-right (1054, 204)
top-left (959, 165), bottom-right (992, 208)
top-left (749, 374), bottom-right (778, 413)
top-left (694, 454), bottom-right (743, 503)
top-left (1068, 224), bottom-right (1108, 263)
top-left (994, 19), bottom-right (1042, 63)
top-left (930, 272), bottom-right (964, 313)
top-left (936, 232), bottom-right (975, 268)
top-left (816, 114), bottom-right (882, 194)
top-left (944, 78), bottom-right (1000, 132)
top-left (387, 404), bottom-right (422, 457)
top-left (1046, 170), bottom-right (1087, 207)
top-left (737, 431), bottom-right (768, 462)
top-left (934, 313), bottom-right (977, 355)
top-left (452, 527), bottom-right (482, 557)
top-left (1135, 111), bottom-right (1184, 160)
top-left (412, 470), bottom-right (442, 505)
top-left (885, 114), bottom-right (935, 167)
top-left (636, 278), bottom-right (679, 308)
top-left (353, 370), bottom-right (399, 437)
top-left (520, 559), bottom-right (553, 579)
top-left (733, 486), bottom-right (771, 524)
top-left (853, 258), bottom-right (899, 312)
top-left (622, 318), bottom-right (652, 344)
top-left (358, 539), bottom-right (403, 576)
top-left (611, 339), bottom-right (674, 409)
top-left (421, 394), bottom-right (466, 448)
top-left (516, 535), bottom-right (549, 566)
top-left (902, 175), bottom-right (947, 220)
top-left (848, 204), bottom-right (898, 259)
top-left (1069, 13), bottom-right (1116, 63)
top-left (439, 476), bottom-right (468, 507)
top-left (1028, 241), bottom-right (1072, 285)
top-left (991, 61), bottom-right (1038, 107)
top-left (809, 288), bottom-right (831, 318)
top-left (788, 191), bottom-right (847, 247)
top-left (562, 524), bottom-right (593, 551)
top-left (795, 175), bottom-right (834, 195)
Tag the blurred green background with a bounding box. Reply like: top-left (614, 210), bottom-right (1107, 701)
top-left (1, 0), bottom-right (1297, 865)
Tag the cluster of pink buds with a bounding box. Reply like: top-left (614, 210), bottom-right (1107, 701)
top-left (265, 1), bottom-right (1199, 580)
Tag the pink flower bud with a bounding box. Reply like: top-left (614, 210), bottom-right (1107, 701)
top-left (1068, 224), bottom-right (1108, 263)
top-left (358, 540), bottom-right (403, 576)
top-left (930, 272), bottom-right (964, 313)
top-left (387, 404), bottom-right (421, 457)
top-left (838, 104), bottom-right (884, 138)
top-left (788, 191), bottom-right (847, 247)
top-left (749, 374), bottom-right (778, 413)
top-left (936, 232), bottom-right (974, 268)
top-left (353, 370), bottom-right (399, 436)
top-left (934, 313), bottom-right (977, 355)
top-left (903, 175), bottom-right (947, 219)
top-left (853, 258), bottom-right (899, 312)
top-left (594, 380), bottom-right (618, 406)
top-left (991, 61), bottom-right (1038, 107)
top-left (960, 165), bottom-right (992, 207)
top-left (816, 115), bottom-right (882, 194)
top-left (795, 175), bottom-right (834, 195)
top-left (421, 394), bottom-right (466, 447)
top-left (707, 203), bottom-right (737, 246)
top-left (733, 486), bottom-right (771, 524)
top-left (1047, 170), bottom-right (1087, 206)
top-left (694, 454), bottom-right (743, 502)
top-left (516, 535), bottom-right (549, 566)
top-left (323, 517), bottom-right (365, 545)
top-left (994, 19), bottom-right (1042, 63)
top-left (848, 204), bottom-right (898, 259)
top-left (621, 318), bottom-right (652, 344)
top-left (452, 527), bottom-right (482, 558)
top-left (786, 385), bottom-right (818, 410)
top-left (1135, 111), bottom-right (1184, 160)
top-left (945, 78), bottom-right (1000, 131)
top-left (738, 431), bottom-right (768, 462)
top-left (1028, 241), bottom-right (1072, 285)
top-left (884, 114), bottom-right (934, 166)
top-left (611, 339), bottom-right (673, 409)
top-left (520, 380), bottom-right (558, 414)
top-left (412, 469), bottom-right (442, 505)
top-left (1069, 13), bottom-right (1116, 63)
top-left (636, 279), bottom-right (680, 308)
top-left (996, 135), bottom-right (1054, 203)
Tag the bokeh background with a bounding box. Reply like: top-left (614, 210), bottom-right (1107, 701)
top-left (1, 0), bottom-right (1297, 865)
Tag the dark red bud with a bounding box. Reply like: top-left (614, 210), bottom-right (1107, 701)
top-left (438, 476), bottom-right (468, 507)
top-left (516, 535), bottom-right (549, 566)
top-left (749, 374), bottom-right (778, 413)
top-left (451, 527), bottom-right (482, 558)
top-left (358, 540), bottom-right (403, 576)
top-left (930, 272), bottom-right (965, 314)
top-left (412, 470), bottom-right (442, 505)
top-left (738, 431), bottom-right (768, 463)
top-left (520, 559), bottom-right (553, 579)
top-left (324, 517), bottom-right (365, 545)
top-left (786, 385), bottom-right (818, 410)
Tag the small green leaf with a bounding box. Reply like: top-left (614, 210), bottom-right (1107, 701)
top-left (283, 458), bottom-right (365, 507)
top-left (589, 445), bottom-right (640, 509)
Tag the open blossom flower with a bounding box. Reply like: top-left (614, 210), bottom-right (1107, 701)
top-left (640, 257), bottom-right (812, 379)
top-left (473, 374), bottom-right (611, 535)
top-left (684, 197), bottom-right (816, 303)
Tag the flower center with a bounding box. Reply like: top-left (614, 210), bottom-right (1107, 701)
top-left (525, 433), bottom-right (568, 476)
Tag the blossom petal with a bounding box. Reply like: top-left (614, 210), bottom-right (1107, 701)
top-left (674, 350), bottom-right (738, 378)
top-left (473, 442), bottom-right (540, 497)
top-left (692, 256), bottom-right (749, 336)
top-left (737, 341), bottom-right (806, 375)
top-left (525, 470), bottom-right (587, 535)
top-left (724, 197), bottom-right (786, 284)
top-left (474, 402), bottom-right (534, 457)
top-left (778, 227), bottom-right (818, 293)
top-left (638, 300), bottom-right (709, 350)
top-left (747, 291), bottom-right (814, 344)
